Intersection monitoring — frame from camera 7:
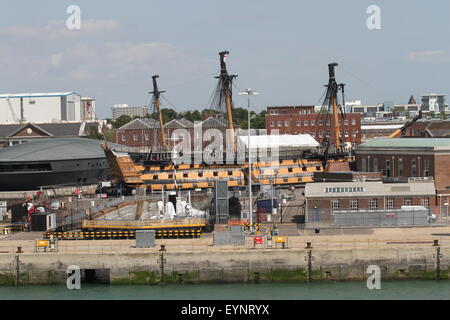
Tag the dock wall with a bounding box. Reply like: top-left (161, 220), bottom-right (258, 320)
top-left (0, 246), bottom-right (446, 285)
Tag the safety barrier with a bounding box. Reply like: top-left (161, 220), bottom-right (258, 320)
top-left (81, 218), bottom-right (207, 231)
top-left (44, 229), bottom-right (203, 240)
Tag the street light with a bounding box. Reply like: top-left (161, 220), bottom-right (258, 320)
top-left (239, 88), bottom-right (260, 232)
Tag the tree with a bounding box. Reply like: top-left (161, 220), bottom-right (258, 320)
top-left (112, 115), bottom-right (133, 129)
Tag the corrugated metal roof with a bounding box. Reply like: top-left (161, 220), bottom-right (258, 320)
top-left (0, 92), bottom-right (80, 98)
top-left (357, 138), bottom-right (450, 148)
top-left (305, 181), bottom-right (436, 198)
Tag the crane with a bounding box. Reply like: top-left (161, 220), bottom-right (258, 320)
top-left (388, 110), bottom-right (423, 138)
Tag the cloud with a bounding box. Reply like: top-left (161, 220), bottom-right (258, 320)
top-left (0, 19), bottom-right (123, 41)
top-left (407, 50), bottom-right (450, 62)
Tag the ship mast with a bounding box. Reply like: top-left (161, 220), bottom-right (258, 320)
top-left (216, 51), bottom-right (238, 152)
top-left (324, 63), bottom-right (346, 153)
top-left (150, 75), bottom-right (167, 148)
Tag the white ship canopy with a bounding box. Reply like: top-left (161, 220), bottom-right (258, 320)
top-left (237, 134), bottom-right (320, 150)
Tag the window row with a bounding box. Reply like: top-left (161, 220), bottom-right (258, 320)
top-left (330, 197), bottom-right (430, 210)
top-left (270, 119), bottom-right (357, 128)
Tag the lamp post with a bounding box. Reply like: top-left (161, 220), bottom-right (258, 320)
top-left (239, 89), bottom-right (259, 231)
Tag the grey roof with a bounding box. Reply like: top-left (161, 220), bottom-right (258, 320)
top-left (305, 181), bottom-right (436, 198)
top-left (0, 122), bottom-right (86, 138)
top-left (0, 138), bottom-right (108, 162)
top-left (176, 118), bottom-right (194, 128)
top-left (356, 138), bottom-right (450, 149)
top-left (197, 117), bottom-right (228, 128)
top-left (164, 118), bottom-right (194, 129)
top-left (118, 118), bottom-right (159, 130)
top-left (0, 124), bottom-right (22, 137)
top-left (141, 118), bottom-right (160, 128)
top-left (37, 123), bottom-right (82, 136)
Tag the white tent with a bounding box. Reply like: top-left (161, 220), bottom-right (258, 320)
top-left (237, 134), bottom-right (319, 149)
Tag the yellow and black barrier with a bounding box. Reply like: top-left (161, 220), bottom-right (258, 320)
top-left (44, 228), bottom-right (202, 240)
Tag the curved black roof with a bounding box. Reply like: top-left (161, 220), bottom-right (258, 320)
top-left (0, 138), bottom-right (109, 162)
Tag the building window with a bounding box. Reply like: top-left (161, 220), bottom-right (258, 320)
top-left (285, 121), bottom-right (290, 127)
top-left (352, 119), bottom-right (356, 126)
top-left (373, 158), bottom-right (378, 172)
top-left (331, 200), bottom-right (340, 211)
top-left (386, 198), bottom-right (394, 209)
top-left (144, 134), bottom-right (150, 140)
top-left (421, 198), bottom-right (430, 208)
top-left (385, 160), bottom-right (391, 177)
top-left (424, 160), bottom-right (429, 177)
top-left (270, 110), bottom-right (278, 115)
top-left (370, 198), bottom-right (378, 210)
top-left (403, 198), bottom-right (412, 206)
top-left (296, 121), bottom-right (301, 127)
top-left (361, 158), bottom-right (367, 172)
top-left (311, 120), bottom-right (316, 126)
top-left (319, 120), bottom-right (323, 126)
top-left (411, 160), bottom-right (417, 177)
top-left (398, 158), bottom-right (403, 177)
top-left (133, 134), bottom-right (138, 141)
top-left (350, 199), bottom-right (359, 211)
top-left (277, 121), bottom-right (282, 127)
top-left (304, 120), bottom-right (309, 126)
top-left (326, 120), bottom-right (331, 127)
top-left (270, 121), bottom-right (275, 127)
top-left (345, 131), bottom-right (349, 137)
top-left (352, 130), bottom-right (357, 138)
top-left (344, 120), bottom-right (349, 126)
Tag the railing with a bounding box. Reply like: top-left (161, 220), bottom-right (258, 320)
top-left (82, 218), bottom-right (207, 229)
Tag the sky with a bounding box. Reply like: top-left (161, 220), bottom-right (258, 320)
top-left (0, 0), bottom-right (449, 118)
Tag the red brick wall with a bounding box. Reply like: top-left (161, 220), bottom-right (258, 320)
top-left (266, 112), bottom-right (361, 145)
top-left (356, 154), bottom-right (435, 178)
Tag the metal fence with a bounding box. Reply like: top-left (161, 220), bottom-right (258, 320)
top-left (305, 206), bottom-right (449, 229)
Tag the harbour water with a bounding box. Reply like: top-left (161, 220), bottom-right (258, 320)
top-left (0, 281), bottom-right (448, 300)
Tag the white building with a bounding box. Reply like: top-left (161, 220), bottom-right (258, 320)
top-left (421, 94), bottom-right (447, 112)
top-left (0, 92), bottom-right (82, 124)
top-left (112, 104), bottom-right (149, 120)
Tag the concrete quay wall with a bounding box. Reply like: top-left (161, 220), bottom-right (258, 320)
top-left (0, 247), bottom-right (446, 285)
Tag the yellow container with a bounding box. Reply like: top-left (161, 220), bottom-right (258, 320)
top-left (36, 240), bottom-right (49, 247)
top-left (274, 236), bottom-right (287, 243)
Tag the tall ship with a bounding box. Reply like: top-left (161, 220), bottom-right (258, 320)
top-left (104, 52), bottom-right (354, 192)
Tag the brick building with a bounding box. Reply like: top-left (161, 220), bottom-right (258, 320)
top-left (360, 123), bottom-right (403, 142)
top-left (113, 117), bottom-right (229, 151)
top-left (354, 138), bottom-right (450, 196)
top-left (404, 120), bottom-right (450, 138)
top-left (305, 180), bottom-right (438, 224)
top-left (306, 180), bottom-right (437, 211)
top-left (265, 106), bottom-right (362, 146)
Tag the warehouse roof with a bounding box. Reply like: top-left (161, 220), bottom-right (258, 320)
top-left (0, 92), bottom-right (81, 98)
top-left (356, 138), bottom-right (450, 149)
top-left (0, 138), bottom-right (109, 162)
top-left (305, 181), bottom-right (436, 198)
